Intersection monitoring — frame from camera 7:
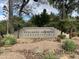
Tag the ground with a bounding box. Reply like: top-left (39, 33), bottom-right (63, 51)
top-left (0, 38), bottom-right (79, 59)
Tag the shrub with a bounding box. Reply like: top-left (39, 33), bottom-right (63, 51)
top-left (71, 32), bottom-right (77, 37)
top-left (44, 52), bottom-right (57, 59)
top-left (0, 36), bottom-right (4, 46)
top-left (58, 35), bottom-right (66, 39)
top-left (57, 35), bottom-right (66, 42)
top-left (0, 39), bottom-right (3, 46)
top-left (77, 33), bottom-right (79, 37)
top-left (77, 32), bottom-right (79, 37)
top-left (3, 34), bottom-right (16, 45)
top-left (56, 37), bottom-right (61, 42)
top-left (62, 39), bottom-right (76, 52)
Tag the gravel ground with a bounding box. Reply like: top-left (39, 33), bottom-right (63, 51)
top-left (0, 40), bottom-right (61, 59)
top-left (0, 39), bottom-right (79, 59)
top-left (0, 52), bottom-right (25, 59)
top-left (11, 40), bottom-right (61, 51)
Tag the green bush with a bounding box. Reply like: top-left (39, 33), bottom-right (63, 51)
top-left (0, 40), bottom-right (4, 46)
top-left (77, 32), bottom-right (79, 37)
top-left (57, 35), bottom-right (66, 42)
top-left (62, 39), bottom-right (76, 52)
top-left (44, 52), bottom-right (57, 59)
top-left (0, 36), bottom-right (4, 46)
top-left (58, 35), bottom-right (66, 39)
top-left (3, 34), bottom-right (16, 45)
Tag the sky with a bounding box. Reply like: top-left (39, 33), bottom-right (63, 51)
top-left (0, 0), bottom-right (79, 21)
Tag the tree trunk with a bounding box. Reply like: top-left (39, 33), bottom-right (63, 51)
top-left (69, 27), bottom-right (73, 39)
top-left (8, 0), bottom-right (14, 33)
top-left (61, 31), bottom-right (63, 35)
top-left (17, 30), bottom-right (20, 38)
top-left (19, 0), bottom-right (30, 16)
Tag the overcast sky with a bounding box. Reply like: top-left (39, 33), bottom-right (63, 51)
top-left (0, 0), bottom-right (79, 21)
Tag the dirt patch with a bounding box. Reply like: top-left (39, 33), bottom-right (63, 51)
top-left (0, 40), bottom-right (62, 59)
top-left (11, 40), bottom-right (61, 52)
top-left (60, 54), bottom-right (70, 59)
top-left (0, 52), bottom-right (25, 59)
top-left (1, 39), bottom-right (79, 59)
top-left (72, 37), bottom-right (79, 45)
top-left (17, 39), bottom-right (34, 44)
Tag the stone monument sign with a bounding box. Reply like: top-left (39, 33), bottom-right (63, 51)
top-left (14, 27), bottom-right (61, 39)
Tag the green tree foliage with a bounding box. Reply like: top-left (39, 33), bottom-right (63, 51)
top-left (30, 9), bottom-right (50, 27)
top-left (0, 16), bottom-right (25, 34)
top-left (0, 20), bottom-right (7, 34)
top-left (25, 20), bottom-right (37, 27)
top-left (26, 12), bottom-right (79, 37)
top-left (44, 14), bottom-right (60, 28)
top-left (45, 14), bottom-right (78, 37)
top-left (75, 16), bottom-right (79, 31)
top-left (11, 16), bottom-right (25, 38)
top-left (76, 16), bottom-right (79, 21)
top-left (12, 16), bottom-right (26, 31)
top-left (48, 0), bottom-right (79, 18)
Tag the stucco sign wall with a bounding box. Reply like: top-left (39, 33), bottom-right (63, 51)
top-left (14, 27), bottom-right (61, 39)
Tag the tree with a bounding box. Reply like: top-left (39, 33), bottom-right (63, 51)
top-left (44, 14), bottom-right (60, 27)
top-left (64, 20), bottom-right (77, 38)
top-left (48, 0), bottom-right (79, 20)
top-left (31, 9), bottom-right (50, 27)
top-left (0, 16), bottom-right (25, 37)
top-left (14, 0), bottom-right (38, 16)
top-left (3, 0), bottom-right (39, 34)
top-left (76, 16), bottom-right (79, 21)
top-left (3, 0), bottom-right (14, 34)
top-left (25, 21), bottom-right (37, 27)
top-left (13, 0), bottom-right (49, 16)
top-left (0, 21), bottom-right (7, 34)
top-left (12, 16), bottom-right (25, 38)
top-left (0, 20), bottom-right (7, 38)
top-left (12, 16), bottom-right (25, 31)
top-left (45, 14), bottom-right (78, 37)
top-left (47, 0), bottom-right (79, 38)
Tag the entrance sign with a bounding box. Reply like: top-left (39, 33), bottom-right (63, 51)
top-left (14, 27), bottom-right (61, 39)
